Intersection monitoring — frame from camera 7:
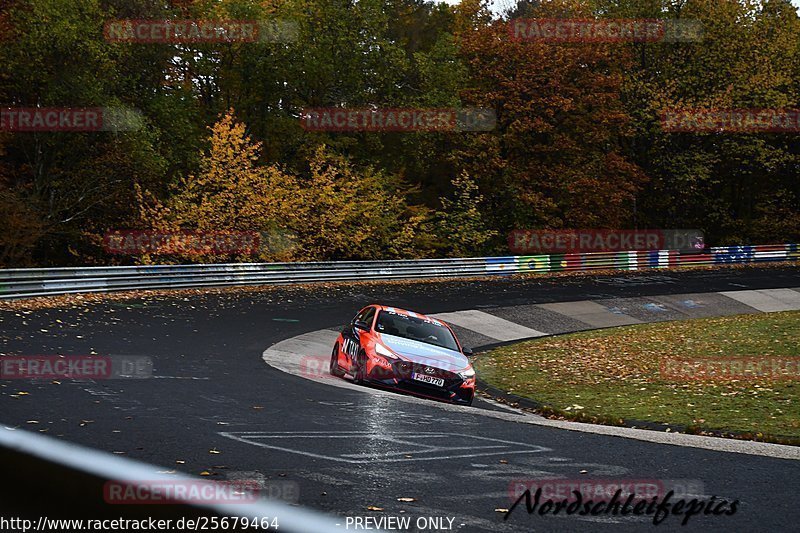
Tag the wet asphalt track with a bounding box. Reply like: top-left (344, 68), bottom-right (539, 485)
top-left (1, 267), bottom-right (799, 532)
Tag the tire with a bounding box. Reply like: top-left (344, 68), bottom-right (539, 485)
top-left (330, 343), bottom-right (345, 377)
top-left (353, 350), bottom-right (367, 385)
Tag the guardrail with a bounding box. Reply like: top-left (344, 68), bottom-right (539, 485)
top-left (1, 244), bottom-right (797, 299)
top-left (0, 426), bottom-right (351, 532)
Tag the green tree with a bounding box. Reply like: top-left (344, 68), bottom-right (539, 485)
top-left (0, 0), bottom-right (170, 265)
top-left (614, 0), bottom-right (800, 242)
top-left (434, 172), bottom-right (498, 256)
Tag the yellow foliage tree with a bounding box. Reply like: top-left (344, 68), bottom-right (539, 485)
top-left (169, 109), bottom-right (289, 233)
top-left (133, 109), bottom-right (295, 263)
top-left (137, 110), bottom-right (423, 263)
top-left (279, 145), bottom-right (420, 260)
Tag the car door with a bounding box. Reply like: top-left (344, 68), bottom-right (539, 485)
top-left (341, 306), bottom-right (375, 368)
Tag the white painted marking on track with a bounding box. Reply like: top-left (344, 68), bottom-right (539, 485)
top-left (260, 288), bottom-right (800, 461)
top-left (218, 431), bottom-right (550, 464)
top-left (262, 329), bottom-right (340, 378)
top-left (431, 310), bottom-right (547, 341)
top-left (262, 339), bottom-right (800, 460)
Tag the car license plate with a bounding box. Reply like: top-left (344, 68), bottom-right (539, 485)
top-left (411, 372), bottom-right (444, 387)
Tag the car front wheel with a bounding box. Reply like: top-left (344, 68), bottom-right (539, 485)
top-left (330, 343), bottom-right (345, 377)
top-left (353, 350), bottom-right (367, 384)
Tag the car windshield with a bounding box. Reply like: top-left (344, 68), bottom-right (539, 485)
top-left (375, 310), bottom-right (459, 351)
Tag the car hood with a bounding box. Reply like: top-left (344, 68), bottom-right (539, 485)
top-left (378, 333), bottom-right (469, 370)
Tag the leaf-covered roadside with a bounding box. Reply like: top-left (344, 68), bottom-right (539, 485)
top-left (475, 311), bottom-right (800, 441)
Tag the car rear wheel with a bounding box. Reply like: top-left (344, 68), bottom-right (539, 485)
top-left (330, 343), bottom-right (345, 377)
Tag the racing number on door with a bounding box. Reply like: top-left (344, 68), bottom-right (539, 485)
top-left (342, 337), bottom-right (360, 359)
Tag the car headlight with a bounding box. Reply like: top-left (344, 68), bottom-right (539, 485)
top-left (374, 343), bottom-right (398, 359)
top-left (458, 367), bottom-right (475, 379)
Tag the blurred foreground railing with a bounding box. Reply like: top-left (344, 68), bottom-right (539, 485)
top-left (1, 244), bottom-right (797, 299)
top-left (0, 426), bottom-right (351, 532)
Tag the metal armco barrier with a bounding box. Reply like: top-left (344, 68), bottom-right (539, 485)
top-left (0, 244), bottom-right (797, 299)
top-left (0, 426), bottom-right (350, 532)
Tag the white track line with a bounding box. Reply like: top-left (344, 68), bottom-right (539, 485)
top-left (261, 290), bottom-right (800, 460)
top-left (262, 335), bottom-right (800, 460)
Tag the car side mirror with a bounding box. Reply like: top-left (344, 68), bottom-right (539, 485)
top-left (353, 320), bottom-right (370, 331)
top-left (463, 347), bottom-right (474, 357)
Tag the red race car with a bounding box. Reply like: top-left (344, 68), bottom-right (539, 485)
top-left (330, 305), bottom-right (476, 406)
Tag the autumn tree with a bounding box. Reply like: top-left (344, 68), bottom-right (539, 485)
top-left (137, 110), bottom-right (293, 262)
top-left (433, 172), bottom-right (498, 256)
top-left (142, 111), bottom-right (425, 262)
top-left (456, 1), bottom-right (645, 236)
top-left (2, 0), bottom-right (800, 266)
top-left (278, 145), bottom-right (423, 260)
top-left (0, 0), bottom-right (170, 265)
top-left (610, 0), bottom-right (800, 242)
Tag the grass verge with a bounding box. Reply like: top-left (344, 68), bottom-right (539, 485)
top-left (474, 311), bottom-right (800, 443)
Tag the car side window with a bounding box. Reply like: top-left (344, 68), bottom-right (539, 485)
top-left (354, 307), bottom-right (372, 324)
top-left (361, 307), bottom-right (376, 328)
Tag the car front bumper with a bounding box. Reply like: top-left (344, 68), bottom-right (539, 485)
top-left (361, 357), bottom-right (475, 405)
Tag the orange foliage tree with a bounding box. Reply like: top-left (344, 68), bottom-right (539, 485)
top-left (455, 1), bottom-right (646, 233)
